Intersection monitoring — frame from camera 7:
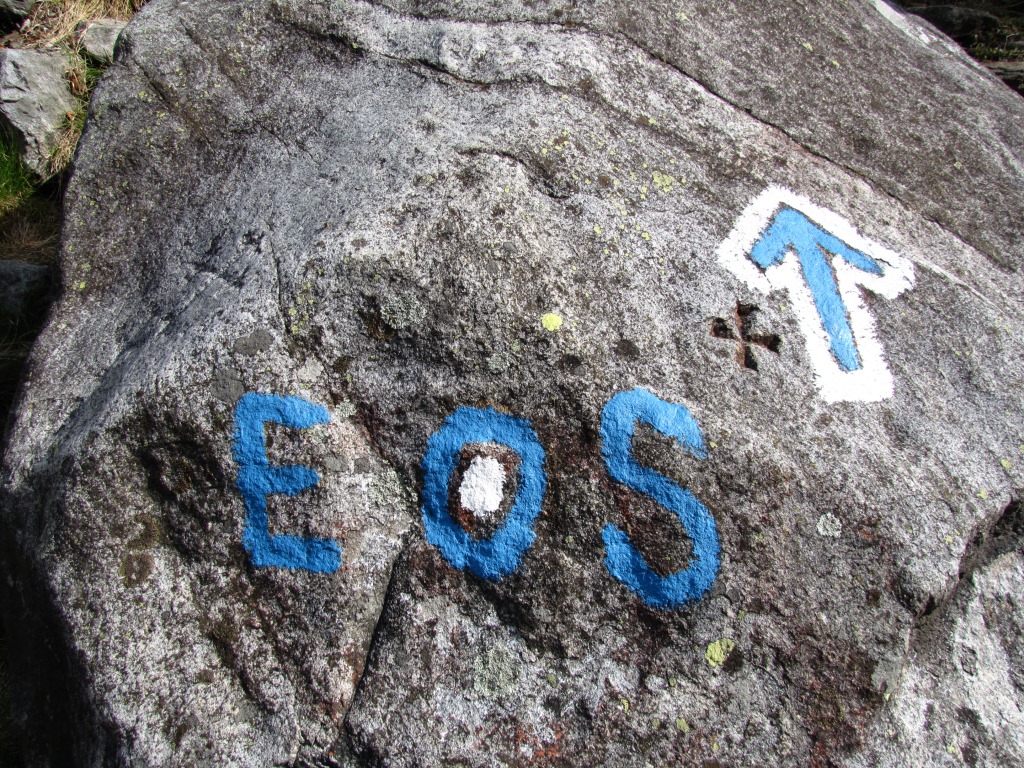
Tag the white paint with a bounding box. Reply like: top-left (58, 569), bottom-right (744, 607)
top-left (459, 456), bottom-right (506, 516)
top-left (717, 185), bottom-right (915, 403)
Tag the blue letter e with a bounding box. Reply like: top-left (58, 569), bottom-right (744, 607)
top-left (232, 393), bottom-right (341, 573)
top-left (600, 389), bottom-right (720, 608)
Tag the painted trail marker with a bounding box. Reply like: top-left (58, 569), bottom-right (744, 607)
top-left (717, 186), bottom-right (915, 403)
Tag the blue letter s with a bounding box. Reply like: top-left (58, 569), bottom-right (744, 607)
top-left (600, 389), bottom-right (720, 608)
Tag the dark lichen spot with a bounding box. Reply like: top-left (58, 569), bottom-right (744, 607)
top-left (210, 367), bottom-right (245, 403)
top-left (332, 355), bottom-right (352, 375)
top-left (722, 646), bottom-right (745, 673)
top-left (613, 338), bottom-right (640, 358)
top-left (359, 305), bottom-right (396, 341)
top-left (119, 552), bottom-right (154, 588)
top-left (232, 328), bottom-right (273, 356)
top-left (559, 354), bottom-right (584, 373)
top-left (127, 514), bottom-right (162, 551)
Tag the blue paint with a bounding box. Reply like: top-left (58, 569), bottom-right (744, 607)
top-left (232, 393), bottom-right (341, 573)
top-left (749, 207), bottom-right (883, 371)
top-left (421, 407), bottom-right (546, 581)
top-left (600, 389), bottom-right (719, 609)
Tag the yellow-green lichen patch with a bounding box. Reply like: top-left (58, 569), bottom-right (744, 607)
top-left (472, 645), bottom-right (521, 698)
top-left (705, 638), bottom-right (735, 667)
top-left (541, 312), bottom-right (563, 332)
top-left (1000, 458), bottom-right (1013, 469)
top-left (652, 170), bottom-right (676, 193)
top-left (675, 717), bottom-right (691, 733)
top-left (978, 489), bottom-right (989, 500)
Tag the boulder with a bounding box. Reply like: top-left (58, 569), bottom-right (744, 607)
top-left (987, 60), bottom-right (1024, 93)
top-left (0, 49), bottom-right (77, 176)
top-left (1, 0), bottom-right (1022, 766)
top-left (906, 5), bottom-right (1002, 41)
top-left (0, 0), bottom-right (36, 20)
top-left (76, 19), bottom-right (128, 64)
top-left (0, 259), bottom-right (49, 324)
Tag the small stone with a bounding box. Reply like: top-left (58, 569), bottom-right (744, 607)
top-left (77, 19), bottom-right (128, 64)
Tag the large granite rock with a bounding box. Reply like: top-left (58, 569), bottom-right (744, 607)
top-left (2, 0), bottom-right (1022, 765)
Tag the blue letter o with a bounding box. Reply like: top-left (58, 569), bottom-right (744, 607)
top-left (421, 407), bottom-right (547, 581)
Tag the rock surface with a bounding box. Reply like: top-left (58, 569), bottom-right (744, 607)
top-left (906, 5), bottom-right (1003, 41)
top-left (0, 259), bottom-right (49, 324)
top-left (1, 0), bottom-right (1022, 766)
top-left (77, 19), bottom-right (128, 64)
top-left (0, 48), bottom-right (76, 176)
top-left (986, 59), bottom-right (1024, 93)
top-left (0, 0), bottom-right (36, 21)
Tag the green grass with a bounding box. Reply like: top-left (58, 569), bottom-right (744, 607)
top-left (0, 140), bottom-right (34, 218)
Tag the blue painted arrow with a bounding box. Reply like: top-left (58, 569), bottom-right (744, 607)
top-left (749, 207), bottom-right (883, 371)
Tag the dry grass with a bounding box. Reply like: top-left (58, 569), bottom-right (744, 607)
top-left (10, 0), bottom-right (149, 177)
top-left (47, 80), bottom-right (88, 176)
top-left (19, 0), bottom-right (144, 50)
top-left (0, 197), bottom-right (61, 266)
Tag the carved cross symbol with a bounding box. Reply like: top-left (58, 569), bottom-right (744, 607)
top-left (711, 301), bottom-right (782, 371)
